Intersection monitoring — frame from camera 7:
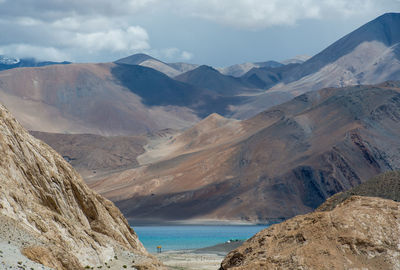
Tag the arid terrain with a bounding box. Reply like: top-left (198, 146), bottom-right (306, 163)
top-left (221, 170), bottom-right (400, 269)
top-left (0, 104), bottom-right (162, 269)
top-left (221, 195), bottom-right (400, 269)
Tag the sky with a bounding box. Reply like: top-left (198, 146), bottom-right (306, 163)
top-left (0, 0), bottom-right (399, 67)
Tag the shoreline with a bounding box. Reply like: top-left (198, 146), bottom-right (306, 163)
top-left (154, 241), bottom-right (244, 270)
top-left (129, 218), bottom-right (279, 226)
top-left (151, 240), bottom-right (245, 256)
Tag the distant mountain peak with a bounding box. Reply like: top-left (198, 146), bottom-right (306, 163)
top-left (115, 53), bottom-right (157, 65)
top-left (360, 12), bottom-right (400, 46)
top-left (196, 65), bottom-right (219, 73)
top-left (281, 55), bottom-right (311, 65)
top-left (284, 12), bottom-right (400, 83)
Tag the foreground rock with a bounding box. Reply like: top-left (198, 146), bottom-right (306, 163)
top-left (0, 103), bottom-right (162, 269)
top-left (221, 196), bottom-right (400, 269)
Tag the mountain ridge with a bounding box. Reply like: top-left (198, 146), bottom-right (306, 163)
top-left (87, 81), bottom-right (400, 223)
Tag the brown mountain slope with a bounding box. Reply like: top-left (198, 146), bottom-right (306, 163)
top-left (30, 131), bottom-right (147, 181)
top-left (90, 82), bottom-right (400, 223)
top-left (0, 63), bottom-right (202, 135)
top-left (0, 104), bottom-right (161, 269)
top-left (220, 196), bottom-right (400, 270)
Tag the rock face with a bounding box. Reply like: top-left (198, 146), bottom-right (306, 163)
top-left (221, 196), bottom-right (400, 270)
top-left (0, 104), bottom-right (161, 269)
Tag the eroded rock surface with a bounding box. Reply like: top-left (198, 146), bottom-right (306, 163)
top-left (0, 104), bottom-right (161, 269)
top-left (221, 196), bottom-right (400, 270)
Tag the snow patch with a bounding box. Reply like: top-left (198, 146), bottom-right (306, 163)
top-left (0, 55), bottom-right (20, 65)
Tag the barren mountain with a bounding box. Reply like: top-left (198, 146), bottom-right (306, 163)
top-left (90, 82), bottom-right (400, 223)
top-left (243, 13), bottom-right (400, 102)
top-left (0, 62), bottom-right (214, 135)
top-left (30, 131), bottom-right (148, 180)
top-left (2, 14), bottom-right (399, 137)
top-left (167, 62), bottom-right (199, 73)
top-left (225, 13), bottom-right (400, 119)
top-left (280, 55), bottom-right (311, 65)
top-left (0, 103), bottom-right (161, 269)
top-left (217, 60), bottom-right (283, 77)
top-left (115, 53), bottom-right (182, 77)
top-left (242, 63), bottom-right (300, 89)
top-left (220, 196), bottom-right (400, 270)
top-left (115, 53), bottom-right (198, 77)
top-left (285, 12), bottom-right (400, 84)
top-left (175, 65), bottom-right (259, 95)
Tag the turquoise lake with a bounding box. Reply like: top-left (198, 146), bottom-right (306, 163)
top-left (133, 225), bottom-right (268, 253)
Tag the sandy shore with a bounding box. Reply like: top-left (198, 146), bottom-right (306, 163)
top-left (155, 240), bottom-right (244, 270)
top-left (156, 250), bottom-right (224, 270)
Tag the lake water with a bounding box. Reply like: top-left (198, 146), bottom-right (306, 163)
top-left (133, 225), bottom-right (268, 253)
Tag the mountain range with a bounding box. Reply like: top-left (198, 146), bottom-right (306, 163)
top-left (89, 81), bottom-right (400, 223)
top-left (0, 12), bottom-right (399, 225)
top-left (0, 55), bottom-right (70, 71)
top-left (115, 53), bottom-right (198, 77)
top-left (0, 14), bottom-right (398, 134)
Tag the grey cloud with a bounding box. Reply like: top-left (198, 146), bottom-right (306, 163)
top-left (0, 0), bottom-right (397, 62)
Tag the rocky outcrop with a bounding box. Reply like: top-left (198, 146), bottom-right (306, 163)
top-left (0, 104), bottom-right (161, 269)
top-left (221, 196), bottom-right (400, 269)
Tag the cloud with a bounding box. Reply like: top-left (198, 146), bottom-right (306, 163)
top-left (72, 26), bottom-right (149, 53)
top-left (0, 44), bottom-right (69, 61)
top-left (168, 0), bottom-right (395, 29)
top-left (0, 0), bottom-right (397, 63)
top-left (0, 0), bottom-right (157, 20)
top-left (150, 48), bottom-right (194, 61)
top-left (180, 51), bottom-right (194, 61)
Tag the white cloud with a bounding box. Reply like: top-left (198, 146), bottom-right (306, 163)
top-left (14, 17), bottom-right (43, 26)
top-left (150, 48), bottom-right (194, 61)
top-left (181, 51), bottom-right (193, 61)
top-left (0, 44), bottom-right (69, 61)
top-left (72, 26), bottom-right (150, 53)
top-left (0, 0), bottom-right (397, 63)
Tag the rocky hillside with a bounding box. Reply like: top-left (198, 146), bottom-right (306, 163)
top-left (318, 170), bottom-right (400, 212)
top-left (30, 131), bottom-right (148, 181)
top-left (232, 13), bottom-right (400, 119)
top-left (0, 104), bottom-right (161, 269)
top-left (0, 63), bottom-right (208, 135)
top-left (270, 13), bottom-right (400, 94)
top-left (221, 196), bottom-right (400, 269)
